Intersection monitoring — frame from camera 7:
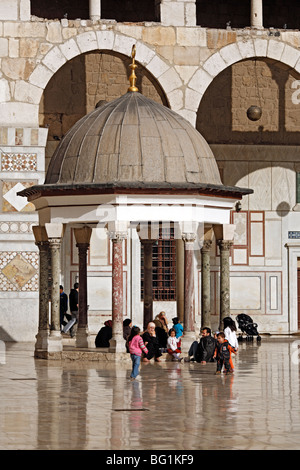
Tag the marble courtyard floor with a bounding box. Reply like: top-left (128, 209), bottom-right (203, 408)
top-left (0, 337), bottom-right (300, 451)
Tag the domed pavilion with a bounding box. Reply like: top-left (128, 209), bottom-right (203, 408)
top-left (19, 47), bottom-right (252, 359)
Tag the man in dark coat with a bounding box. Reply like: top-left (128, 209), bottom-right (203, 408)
top-left (59, 285), bottom-right (69, 330)
top-left (195, 327), bottom-right (216, 363)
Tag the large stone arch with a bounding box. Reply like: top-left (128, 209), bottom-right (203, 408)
top-left (186, 38), bottom-right (300, 126)
top-left (39, 47), bottom-right (170, 169)
top-left (191, 41), bottom-right (300, 218)
top-left (28, 31), bottom-right (183, 122)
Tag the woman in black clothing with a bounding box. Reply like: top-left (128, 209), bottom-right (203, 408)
top-left (142, 322), bottom-right (162, 362)
top-left (95, 320), bottom-right (112, 347)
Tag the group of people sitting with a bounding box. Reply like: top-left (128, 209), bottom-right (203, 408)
top-left (95, 312), bottom-right (238, 372)
top-left (95, 311), bottom-right (183, 361)
top-left (186, 317), bottom-right (239, 374)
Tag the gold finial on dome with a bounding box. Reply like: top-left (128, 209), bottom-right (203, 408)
top-left (128, 44), bottom-right (139, 92)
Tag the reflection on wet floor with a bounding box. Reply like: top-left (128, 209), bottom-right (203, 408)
top-left (0, 338), bottom-right (300, 450)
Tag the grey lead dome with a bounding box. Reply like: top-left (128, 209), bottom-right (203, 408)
top-left (45, 91), bottom-right (222, 187)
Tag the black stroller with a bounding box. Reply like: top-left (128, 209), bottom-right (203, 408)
top-left (236, 313), bottom-right (261, 342)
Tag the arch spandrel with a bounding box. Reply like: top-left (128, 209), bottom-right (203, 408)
top-left (28, 32), bottom-right (182, 117)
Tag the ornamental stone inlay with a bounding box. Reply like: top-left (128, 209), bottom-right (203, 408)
top-left (0, 221), bottom-right (34, 234)
top-left (1, 153), bottom-right (37, 172)
top-left (0, 252), bottom-right (38, 291)
top-left (2, 181), bottom-right (36, 212)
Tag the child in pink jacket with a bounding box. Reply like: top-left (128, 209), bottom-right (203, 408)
top-left (128, 326), bottom-right (148, 380)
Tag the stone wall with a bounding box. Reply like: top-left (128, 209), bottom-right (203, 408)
top-left (197, 58), bottom-right (300, 145)
top-left (40, 51), bottom-right (168, 168)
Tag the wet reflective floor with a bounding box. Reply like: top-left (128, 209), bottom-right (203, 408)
top-left (0, 338), bottom-right (300, 450)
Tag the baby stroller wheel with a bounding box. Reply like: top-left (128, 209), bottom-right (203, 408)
top-left (257, 335), bottom-right (261, 342)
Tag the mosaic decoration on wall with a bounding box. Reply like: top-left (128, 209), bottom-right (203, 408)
top-left (1, 153), bottom-right (37, 172)
top-left (2, 181), bottom-right (36, 212)
top-left (0, 251), bottom-right (38, 291)
top-left (0, 221), bottom-right (34, 234)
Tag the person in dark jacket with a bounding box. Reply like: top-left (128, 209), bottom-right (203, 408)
top-left (195, 327), bottom-right (216, 363)
top-left (95, 320), bottom-right (112, 347)
top-left (63, 283), bottom-right (79, 337)
top-left (185, 327), bottom-right (216, 363)
top-left (59, 285), bottom-right (69, 330)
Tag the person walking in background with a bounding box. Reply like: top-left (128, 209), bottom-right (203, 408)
top-left (128, 326), bottom-right (148, 380)
top-left (59, 285), bottom-right (69, 331)
top-left (63, 282), bottom-right (79, 338)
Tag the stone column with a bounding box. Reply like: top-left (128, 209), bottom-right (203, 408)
top-left (181, 232), bottom-right (196, 353)
top-left (32, 226), bottom-right (49, 352)
top-left (89, 0), bottom-right (101, 20)
top-left (201, 240), bottom-right (212, 329)
top-left (251, 0), bottom-right (263, 28)
top-left (217, 240), bottom-right (234, 329)
top-left (45, 223), bottom-right (64, 353)
top-left (160, 0), bottom-right (196, 26)
top-left (74, 226), bottom-right (92, 348)
top-left (108, 228), bottom-right (127, 353)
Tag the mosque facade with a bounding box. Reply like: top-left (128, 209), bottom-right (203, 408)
top-left (0, 0), bottom-right (300, 345)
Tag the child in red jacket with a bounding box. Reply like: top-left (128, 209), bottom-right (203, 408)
top-left (214, 332), bottom-right (236, 374)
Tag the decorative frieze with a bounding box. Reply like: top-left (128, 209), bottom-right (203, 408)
top-left (1, 152), bottom-right (37, 171)
top-left (0, 221), bottom-right (33, 233)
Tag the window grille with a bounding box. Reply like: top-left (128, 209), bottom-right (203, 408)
top-left (141, 226), bottom-right (176, 301)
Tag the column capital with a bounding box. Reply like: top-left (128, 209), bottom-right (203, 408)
top-left (217, 239), bottom-right (234, 251)
top-left (108, 230), bottom-right (128, 242)
top-left (48, 237), bottom-right (62, 248)
top-left (201, 239), bottom-right (212, 252)
top-left (182, 232), bottom-right (197, 244)
top-left (35, 240), bottom-right (49, 250)
top-left (76, 242), bottom-right (90, 251)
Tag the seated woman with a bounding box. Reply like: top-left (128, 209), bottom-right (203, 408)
top-left (153, 311), bottom-right (169, 348)
top-left (95, 320), bottom-right (112, 347)
top-left (141, 322), bottom-right (162, 362)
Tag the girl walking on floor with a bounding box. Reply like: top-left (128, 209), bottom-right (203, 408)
top-left (128, 326), bottom-right (148, 380)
